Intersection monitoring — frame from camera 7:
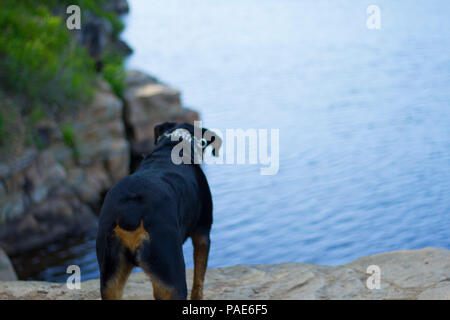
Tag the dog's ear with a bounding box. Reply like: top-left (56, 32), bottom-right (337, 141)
top-left (202, 128), bottom-right (222, 157)
top-left (154, 122), bottom-right (177, 145)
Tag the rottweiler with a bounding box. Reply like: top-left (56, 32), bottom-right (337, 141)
top-left (96, 122), bottom-right (222, 300)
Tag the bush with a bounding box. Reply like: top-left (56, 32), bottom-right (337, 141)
top-left (61, 123), bottom-right (80, 161)
top-left (0, 0), bottom-right (125, 114)
top-left (0, 1), bottom-right (98, 116)
top-left (0, 0), bottom-right (126, 150)
top-left (102, 51), bottom-right (126, 97)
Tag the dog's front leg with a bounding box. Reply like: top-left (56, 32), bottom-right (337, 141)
top-left (191, 233), bottom-right (211, 300)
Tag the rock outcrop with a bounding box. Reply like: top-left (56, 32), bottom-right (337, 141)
top-left (0, 247), bottom-right (17, 281)
top-left (123, 70), bottom-right (199, 171)
top-left (0, 71), bottom-right (199, 256)
top-left (0, 79), bottom-right (125, 255)
top-left (1, 248), bottom-right (448, 300)
top-left (68, 0), bottom-right (132, 69)
top-left (0, 0), bottom-right (199, 272)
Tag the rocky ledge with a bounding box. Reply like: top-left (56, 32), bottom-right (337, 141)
top-left (0, 248), bottom-right (448, 300)
top-left (0, 70), bottom-right (198, 256)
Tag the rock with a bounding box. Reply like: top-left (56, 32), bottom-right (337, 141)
top-left (66, 79), bottom-right (130, 210)
top-left (65, 0), bottom-right (131, 71)
top-left (0, 247), bottom-right (17, 281)
top-left (104, 0), bottom-right (130, 15)
top-left (0, 146), bottom-right (98, 255)
top-left (0, 103), bottom-right (26, 162)
top-left (0, 143), bottom-right (102, 254)
top-left (75, 78), bottom-right (129, 170)
top-left (1, 70), bottom-right (202, 253)
top-left (0, 185), bottom-right (97, 255)
top-left (123, 70), bottom-right (200, 171)
top-left (0, 149), bottom-right (52, 224)
top-left (0, 248), bottom-right (448, 300)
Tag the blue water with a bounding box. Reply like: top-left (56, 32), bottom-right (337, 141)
top-left (15, 0), bottom-right (450, 282)
top-left (122, 0), bottom-right (450, 267)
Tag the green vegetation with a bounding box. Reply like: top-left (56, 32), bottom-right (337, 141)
top-left (102, 50), bottom-right (126, 97)
top-left (0, 0), bottom-right (126, 151)
top-left (61, 124), bottom-right (76, 149)
top-left (61, 123), bottom-right (80, 161)
top-left (0, 1), bottom-right (95, 115)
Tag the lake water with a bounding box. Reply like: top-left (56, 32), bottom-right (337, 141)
top-left (15, 0), bottom-right (450, 281)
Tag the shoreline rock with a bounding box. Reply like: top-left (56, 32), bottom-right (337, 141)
top-left (122, 70), bottom-right (200, 172)
top-left (0, 0), bottom-right (200, 271)
top-left (0, 72), bottom-right (201, 255)
top-left (1, 248), bottom-right (448, 300)
top-left (0, 248), bottom-right (17, 281)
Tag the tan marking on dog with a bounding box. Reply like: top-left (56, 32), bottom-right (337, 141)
top-left (102, 259), bottom-right (133, 300)
top-left (191, 234), bottom-right (210, 300)
top-left (148, 273), bottom-right (177, 300)
top-left (114, 220), bottom-right (149, 252)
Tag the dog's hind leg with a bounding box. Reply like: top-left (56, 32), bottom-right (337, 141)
top-left (137, 227), bottom-right (188, 300)
top-left (190, 232), bottom-right (210, 300)
top-left (146, 272), bottom-right (179, 300)
top-left (98, 239), bottom-right (134, 300)
top-left (100, 253), bottom-right (133, 299)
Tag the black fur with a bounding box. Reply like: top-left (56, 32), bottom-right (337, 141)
top-left (96, 122), bottom-right (220, 299)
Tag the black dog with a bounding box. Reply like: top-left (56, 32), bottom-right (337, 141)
top-left (96, 122), bottom-right (221, 300)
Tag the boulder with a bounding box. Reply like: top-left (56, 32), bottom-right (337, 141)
top-left (0, 79), bottom-right (129, 254)
top-left (0, 248), bottom-right (448, 300)
top-left (123, 70), bottom-right (200, 171)
top-left (0, 247), bottom-right (17, 281)
top-left (0, 185), bottom-right (97, 255)
top-left (104, 0), bottom-right (130, 14)
top-left (68, 79), bottom-right (130, 210)
top-left (75, 78), bottom-right (129, 171)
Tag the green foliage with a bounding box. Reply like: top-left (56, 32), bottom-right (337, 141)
top-left (29, 106), bottom-right (46, 124)
top-left (61, 124), bottom-right (76, 148)
top-left (0, 0), bottom-right (125, 113)
top-left (0, 0), bottom-right (126, 151)
top-left (61, 124), bottom-right (80, 161)
top-left (102, 51), bottom-right (126, 97)
top-left (0, 0), bottom-right (96, 115)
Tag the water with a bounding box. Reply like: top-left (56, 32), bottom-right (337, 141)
top-left (14, 0), bottom-right (450, 282)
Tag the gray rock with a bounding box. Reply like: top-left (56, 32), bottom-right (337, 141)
top-left (0, 247), bottom-right (17, 281)
top-left (0, 248), bottom-right (448, 300)
top-left (0, 185), bottom-right (97, 255)
top-left (75, 79), bottom-right (129, 169)
top-left (122, 70), bottom-right (200, 171)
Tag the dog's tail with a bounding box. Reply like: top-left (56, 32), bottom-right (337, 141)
top-left (113, 193), bottom-right (150, 253)
top-left (116, 192), bottom-right (145, 230)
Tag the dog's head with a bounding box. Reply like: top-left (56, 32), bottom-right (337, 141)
top-left (154, 122), bottom-right (222, 157)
